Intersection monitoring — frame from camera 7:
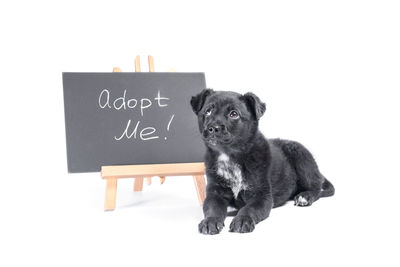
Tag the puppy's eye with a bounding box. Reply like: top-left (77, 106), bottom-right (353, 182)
top-left (229, 110), bottom-right (240, 119)
top-left (204, 108), bottom-right (212, 116)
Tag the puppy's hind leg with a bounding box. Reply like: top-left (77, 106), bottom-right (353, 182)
top-left (293, 188), bottom-right (321, 207)
top-left (294, 176), bottom-right (335, 206)
top-left (293, 165), bottom-right (324, 207)
top-left (276, 139), bottom-right (328, 207)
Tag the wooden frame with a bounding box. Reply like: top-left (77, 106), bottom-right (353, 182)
top-left (101, 56), bottom-right (207, 211)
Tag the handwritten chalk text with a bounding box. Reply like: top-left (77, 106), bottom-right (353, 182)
top-left (114, 120), bottom-right (159, 141)
top-left (98, 89), bottom-right (170, 116)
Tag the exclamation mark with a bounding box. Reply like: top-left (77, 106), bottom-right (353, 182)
top-left (165, 114), bottom-right (175, 140)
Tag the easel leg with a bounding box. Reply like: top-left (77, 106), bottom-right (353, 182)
top-left (159, 176), bottom-right (166, 184)
top-left (105, 178), bottom-right (118, 211)
top-left (134, 177), bottom-right (144, 192)
top-left (193, 175), bottom-right (206, 205)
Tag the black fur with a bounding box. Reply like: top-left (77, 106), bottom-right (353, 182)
top-left (190, 89), bottom-right (335, 234)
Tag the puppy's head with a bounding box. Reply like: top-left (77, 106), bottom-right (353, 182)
top-left (190, 89), bottom-right (266, 151)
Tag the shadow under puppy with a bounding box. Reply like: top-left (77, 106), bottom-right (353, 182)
top-left (190, 89), bottom-right (335, 234)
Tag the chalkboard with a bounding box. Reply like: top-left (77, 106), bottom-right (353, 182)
top-left (63, 72), bottom-right (206, 173)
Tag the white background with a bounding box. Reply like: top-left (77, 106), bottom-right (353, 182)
top-left (1, 0), bottom-right (399, 266)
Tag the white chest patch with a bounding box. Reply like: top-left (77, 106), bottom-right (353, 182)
top-left (216, 153), bottom-right (246, 198)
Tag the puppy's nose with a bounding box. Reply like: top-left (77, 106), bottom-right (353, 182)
top-left (207, 124), bottom-right (225, 134)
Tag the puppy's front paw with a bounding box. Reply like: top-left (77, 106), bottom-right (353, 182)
top-left (229, 215), bottom-right (255, 233)
top-left (198, 217), bottom-right (224, 235)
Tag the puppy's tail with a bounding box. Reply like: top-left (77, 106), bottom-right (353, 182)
top-left (320, 176), bottom-right (335, 198)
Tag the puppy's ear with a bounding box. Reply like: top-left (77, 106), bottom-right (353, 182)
top-left (241, 92), bottom-right (266, 120)
top-left (190, 89), bottom-right (214, 115)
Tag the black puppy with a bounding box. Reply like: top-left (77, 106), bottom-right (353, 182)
top-left (190, 89), bottom-right (335, 234)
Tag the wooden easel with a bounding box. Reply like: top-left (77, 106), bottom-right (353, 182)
top-left (101, 55), bottom-right (206, 211)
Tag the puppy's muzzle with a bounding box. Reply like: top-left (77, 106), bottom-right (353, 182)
top-left (207, 124), bottom-right (224, 135)
top-left (203, 122), bottom-right (231, 145)
top-left (205, 122), bottom-right (226, 137)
